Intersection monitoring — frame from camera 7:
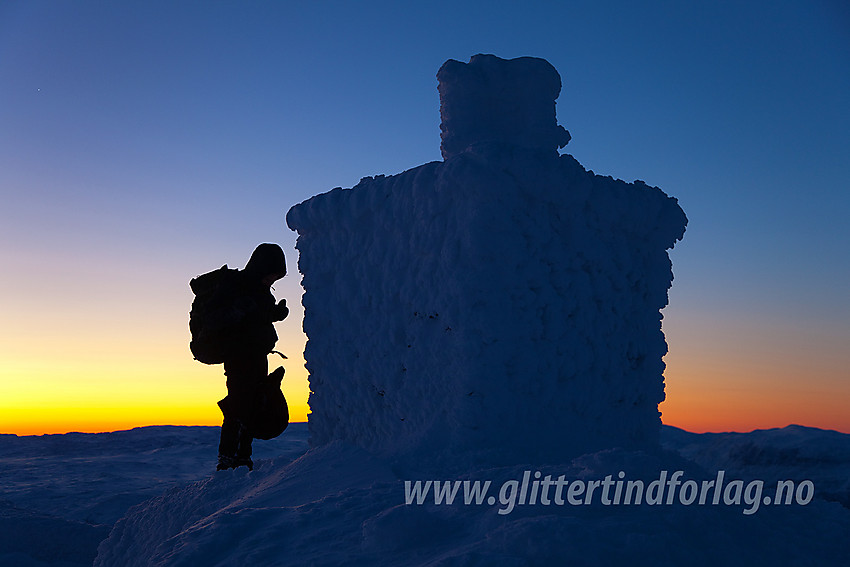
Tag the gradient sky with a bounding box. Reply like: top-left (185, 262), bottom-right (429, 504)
top-left (1, 0), bottom-right (848, 435)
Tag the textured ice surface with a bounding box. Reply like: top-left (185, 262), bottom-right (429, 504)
top-left (3, 424), bottom-right (847, 566)
top-left (287, 55), bottom-right (687, 464)
top-left (93, 425), bottom-right (850, 567)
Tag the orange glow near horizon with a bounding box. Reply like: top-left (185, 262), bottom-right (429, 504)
top-left (0, 395), bottom-right (310, 437)
top-left (0, 330), bottom-right (311, 436)
top-left (660, 384), bottom-right (850, 434)
top-left (0, 385), bottom-right (311, 435)
top-left (660, 307), bottom-right (850, 435)
top-left (0, 392), bottom-right (311, 434)
top-left (0, 277), bottom-right (312, 436)
top-left (4, 344), bottom-right (849, 436)
top-left (2, 301), bottom-right (848, 437)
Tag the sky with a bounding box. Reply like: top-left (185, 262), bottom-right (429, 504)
top-left (1, 0), bottom-right (848, 436)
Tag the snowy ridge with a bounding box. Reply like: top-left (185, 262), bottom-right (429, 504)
top-left (1, 424), bottom-right (848, 565)
top-left (95, 442), bottom-right (399, 567)
top-left (662, 424), bottom-right (850, 509)
top-left (92, 425), bottom-right (850, 566)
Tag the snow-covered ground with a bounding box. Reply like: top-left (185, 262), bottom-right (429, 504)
top-left (0, 424), bottom-right (308, 567)
top-left (2, 423), bottom-right (848, 566)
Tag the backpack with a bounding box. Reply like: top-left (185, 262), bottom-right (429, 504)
top-left (189, 265), bottom-right (242, 364)
top-left (217, 366), bottom-right (290, 440)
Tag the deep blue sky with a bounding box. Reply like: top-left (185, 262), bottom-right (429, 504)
top-left (1, 0), bottom-right (848, 433)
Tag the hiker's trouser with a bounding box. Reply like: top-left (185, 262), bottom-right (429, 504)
top-left (219, 353), bottom-right (267, 458)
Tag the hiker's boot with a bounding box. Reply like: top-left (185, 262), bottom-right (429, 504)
top-left (216, 454), bottom-right (236, 471)
top-left (233, 456), bottom-right (254, 471)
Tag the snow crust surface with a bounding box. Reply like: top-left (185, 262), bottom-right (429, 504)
top-left (0, 424), bottom-right (309, 567)
top-left (3, 424), bottom-right (848, 566)
top-left (92, 425), bottom-right (850, 567)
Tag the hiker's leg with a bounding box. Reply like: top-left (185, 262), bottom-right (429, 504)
top-left (218, 416), bottom-right (240, 457)
top-left (224, 354), bottom-right (267, 417)
top-left (222, 353), bottom-right (266, 467)
top-left (235, 421), bottom-right (254, 470)
top-left (236, 420), bottom-right (253, 459)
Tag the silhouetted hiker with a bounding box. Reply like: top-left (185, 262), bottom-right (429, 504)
top-left (189, 243), bottom-right (289, 471)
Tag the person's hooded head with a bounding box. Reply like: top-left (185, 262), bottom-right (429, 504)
top-left (244, 243), bottom-right (286, 286)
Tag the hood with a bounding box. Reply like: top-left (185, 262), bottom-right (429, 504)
top-left (244, 243), bottom-right (287, 280)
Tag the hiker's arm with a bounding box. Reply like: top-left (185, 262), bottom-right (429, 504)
top-left (232, 295), bottom-right (287, 324)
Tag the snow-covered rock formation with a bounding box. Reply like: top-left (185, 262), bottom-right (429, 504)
top-left (287, 54), bottom-right (687, 465)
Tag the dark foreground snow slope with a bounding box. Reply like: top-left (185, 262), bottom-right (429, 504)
top-left (93, 425), bottom-right (850, 566)
top-left (1, 424), bottom-right (847, 566)
top-left (0, 424), bottom-right (308, 567)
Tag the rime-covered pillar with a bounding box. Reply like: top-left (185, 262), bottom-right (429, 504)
top-left (287, 54), bottom-right (687, 465)
top-left (437, 54), bottom-right (571, 159)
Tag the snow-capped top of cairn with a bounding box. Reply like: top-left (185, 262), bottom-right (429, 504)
top-left (437, 54), bottom-right (571, 159)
